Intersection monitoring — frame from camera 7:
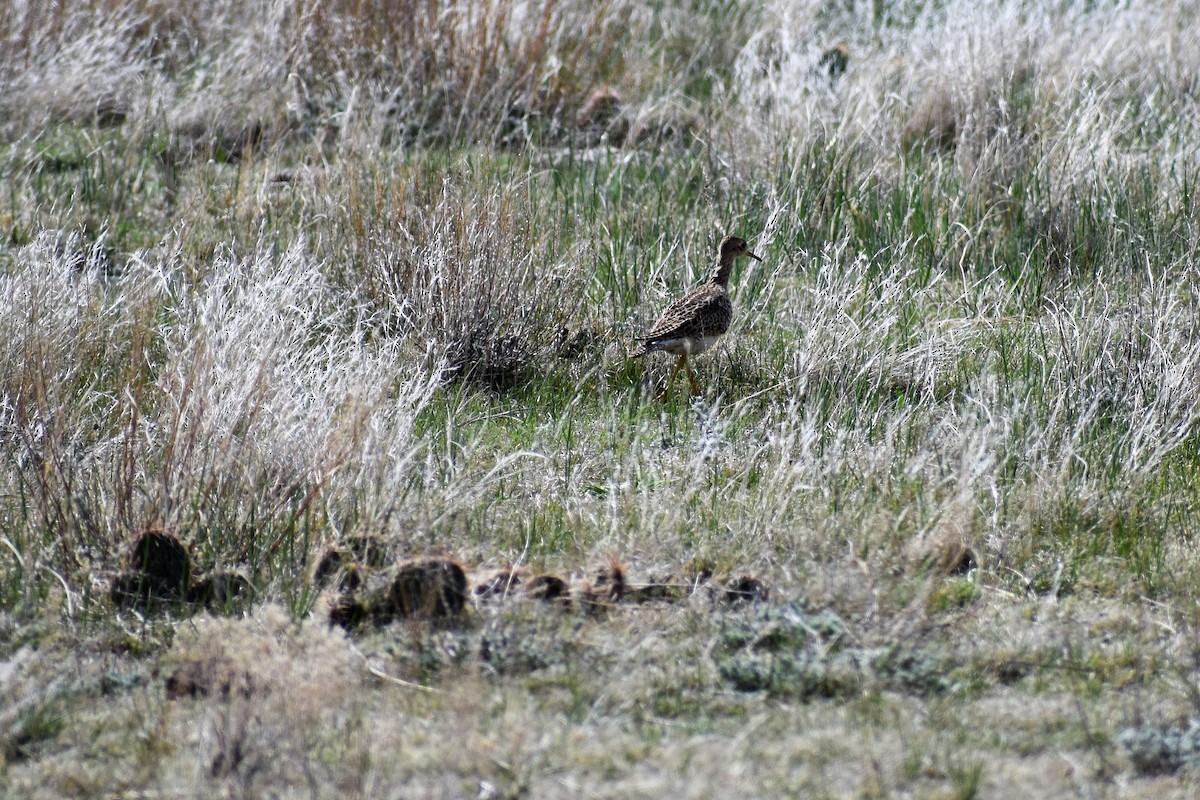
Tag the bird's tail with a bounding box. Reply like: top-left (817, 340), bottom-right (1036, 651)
top-left (628, 339), bottom-right (650, 359)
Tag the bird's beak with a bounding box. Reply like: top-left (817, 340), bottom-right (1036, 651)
top-left (747, 250), bottom-right (763, 262)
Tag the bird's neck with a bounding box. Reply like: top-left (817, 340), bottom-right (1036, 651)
top-left (708, 255), bottom-right (735, 287)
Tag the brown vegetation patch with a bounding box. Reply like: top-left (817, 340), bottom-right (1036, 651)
top-left (579, 560), bottom-right (627, 610)
top-left (916, 535), bottom-right (979, 577)
top-left (524, 573), bottom-right (569, 603)
top-left (313, 534), bottom-right (392, 590)
top-left (722, 575), bottom-right (769, 604)
top-left (188, 571), bottom-right (255, 610)
top-left (473, 568), bottom-right (524, 600)
top-left (627, 578), bottom-right (686, 604)
top-left (172, 118), bottom-right (265, 163)
top-left (164, 654), bottom-right (258, 701)
top-left (389, 558), bottom-right (468, 619)
top-left (818, 43), bottom-right (850, 80)
top-left (574, 86), bottom-right (627, 145)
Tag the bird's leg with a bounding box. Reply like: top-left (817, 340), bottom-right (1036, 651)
top-left (656, 356), bottom-right (685, 402)
top-left (684, 355), bottom-right (701, 396)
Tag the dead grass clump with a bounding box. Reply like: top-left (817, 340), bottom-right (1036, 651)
top-left (160, 606), bottom-right (364, 794)
top-left (285, 0), bottom-right (635, 145)
top-left (733, 0), bottom-right (1199, 240)
top-left (0, 234), bottom-right (160, 563)
top-left (715, 603), bottom-right (860, 699)
top-left (139, 241), bottom-right (438, 572)
top-left (2, 0), bottom-right (643, 149)
top-left (0, 6), bottom-right (147, 132)
top-left (0, 1), bottom-right (294, 153)
top-left (358, 177), bottom-right (582, 393)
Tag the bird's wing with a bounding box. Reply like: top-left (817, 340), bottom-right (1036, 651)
top-left (640, 285), bottom-right (728, 342)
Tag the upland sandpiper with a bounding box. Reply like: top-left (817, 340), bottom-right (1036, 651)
top-left (630, 234), bottom-right (762, 398)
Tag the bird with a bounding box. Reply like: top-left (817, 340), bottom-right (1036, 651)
top-left (818, 43), bottom-right (850, 80)
top-left (630, 235), bottom-right (762, 399)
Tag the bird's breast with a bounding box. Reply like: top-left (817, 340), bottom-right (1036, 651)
top-left (655, 335), bottom-right (723, 356)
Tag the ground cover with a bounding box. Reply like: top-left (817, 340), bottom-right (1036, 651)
top-left (3, 1), bottom-right (1200, 797)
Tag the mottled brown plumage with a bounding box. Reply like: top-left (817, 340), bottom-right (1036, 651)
top-left (631, 235), bottom-right (762, 398)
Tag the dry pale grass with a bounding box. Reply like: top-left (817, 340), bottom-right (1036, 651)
top-left (0, 0), bottom-right (644, 150)
top-left (7, 592), bottom-right (1200, 798)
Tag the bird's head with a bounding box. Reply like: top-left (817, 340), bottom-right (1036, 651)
top-left (719, 235), bottom-right (762, 265)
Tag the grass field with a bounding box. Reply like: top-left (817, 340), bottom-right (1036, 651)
top-left (3, 0), bottom-right (1200, 797)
